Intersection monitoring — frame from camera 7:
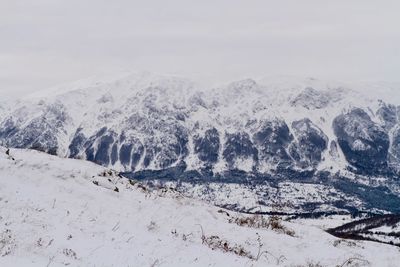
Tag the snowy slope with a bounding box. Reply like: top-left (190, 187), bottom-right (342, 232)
top-left (1, 72), bottom-right (400, 214)
top-left (0, 147), bottom-right (399, 267)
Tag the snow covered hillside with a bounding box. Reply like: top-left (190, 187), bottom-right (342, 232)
top-left (0, 147), bottom-right (399, 267)
top-left (1, 72), bottom-right (400, 214)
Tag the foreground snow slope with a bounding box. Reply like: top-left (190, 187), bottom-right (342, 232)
top-left (0, 147), bottom-right (399, 267)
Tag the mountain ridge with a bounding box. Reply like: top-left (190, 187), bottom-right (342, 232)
top-left (1, 72), bottom-right (400, 214)
top-left (2, 73), bottom-right (398, 173)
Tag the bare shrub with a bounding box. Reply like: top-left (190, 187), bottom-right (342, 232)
top-left (0, 229), bottom-right (16, 257)
top-left (230, 214), bottom-right (269, 228)
top-left (147, 221), bottom-right (158, 231)
top-left (336, 257), bottom-right (370, 267)
top-left (332, 239), bottom-right (358, 248)
top-left (62, 248), bottom-right (77, 259)
top-left (171, 229), bottom-right (194, 241)
top-left (202, 234), bottom-right (253, 259)
top-left (198, 224), bottom-right (253, 259)
top-left (254, 233), bottom-right (287, 264)
top-left (198, 225), bottom-right (285, 263)
top-left (269, 216), bottom-right (296, 236)
top-left (171, 229), bottom-right (178, 237)
top-left (150, 259), bottom-right (161, 267)
top-left (229, 214), bottom-right (295, 236)
top-left (37, 237), bottom-right (54, 248)
top-left (293, 261), bottom-right (325, 267)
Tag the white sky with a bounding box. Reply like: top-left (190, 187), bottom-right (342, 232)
top-left (1, 0), bottom-right (400, 96)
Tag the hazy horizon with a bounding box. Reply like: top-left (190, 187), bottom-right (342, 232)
top-left (2, 0), bottom-right (400, 97)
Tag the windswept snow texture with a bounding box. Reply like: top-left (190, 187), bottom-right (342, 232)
top-left (1, 73), bottom-right (400, 212)
top-left (1, 147), bottom-right (400, 267)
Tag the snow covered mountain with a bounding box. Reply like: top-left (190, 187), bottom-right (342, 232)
top-left (1, 72), bottom-right (400, 214)
top-left (1, 146), bottom-right (399, 267)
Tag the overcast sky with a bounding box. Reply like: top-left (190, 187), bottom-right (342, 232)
top-left (1, 0), bottom-right (400, 96)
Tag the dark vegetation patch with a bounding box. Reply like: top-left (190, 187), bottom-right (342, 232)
top-left (327, 214), bottom-right (400, 247)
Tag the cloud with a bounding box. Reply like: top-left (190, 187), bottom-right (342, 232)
top-left (1, 0), bottom-right (400, 96)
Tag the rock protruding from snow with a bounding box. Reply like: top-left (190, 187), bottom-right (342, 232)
top-left (333, 108), bottom-right (390, 175)
top-left (291, 118), bottom-right (328, 168)
top-left (291, 87), bottom-right (344, 109)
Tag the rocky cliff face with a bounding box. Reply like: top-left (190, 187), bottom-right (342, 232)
top-left (333, 108), bottom-right (390, 175)
top-left (1, 73), bottom-right (399, 183)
